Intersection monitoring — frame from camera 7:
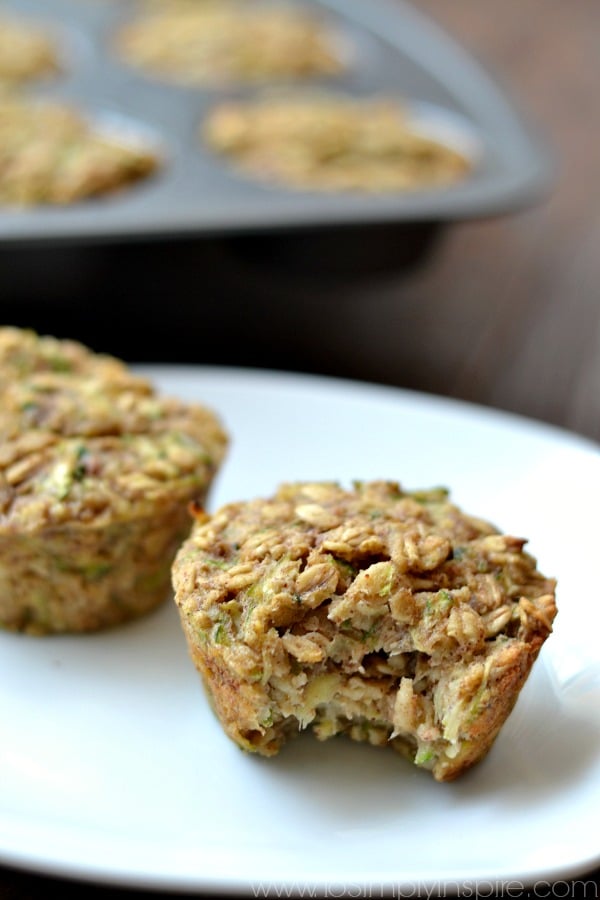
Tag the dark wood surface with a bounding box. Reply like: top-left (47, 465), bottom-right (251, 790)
top-left (1, 0), bottom-right (598, 897)
top-left (397, 0), bottom-right (600, 445)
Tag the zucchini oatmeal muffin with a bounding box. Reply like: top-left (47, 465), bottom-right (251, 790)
top-left (0, 95), bottom-right (158, 207)
top-left (0, 15), bottom-right (60, 86)
top-left (172, 480), bottom-right (556, 781)
top-left (0, 328), bottom-right (228, 635)
top-left (115, 1), bottom-right (344, 86)
top-left (203, 94), bottom-right (470, 192)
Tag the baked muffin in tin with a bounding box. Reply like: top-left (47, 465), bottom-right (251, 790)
top-left (115, 1), bottom-right (345, 86)
top-left (0, 96), bottom-right (159, 207)
top-left (0, 14), bottom-right (60, 87)
top-left (203, 93), bottom-right (471, 192)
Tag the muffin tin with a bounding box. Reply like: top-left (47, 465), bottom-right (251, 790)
top-left (0, 0), bottom-right (551, 244)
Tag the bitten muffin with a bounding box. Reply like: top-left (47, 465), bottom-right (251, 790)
top-left (115, 2), bottom-right (344, 86)
top-left (203, 94), bottom-right (470, 192)
top-left (0, 96), bottom-right (158, 207)
top-left (0, 15), bottom-right (60, 86)
top-left (172, 480), bottom-right (556, 781)
top-left (0, 328), bottom-right (228, 635)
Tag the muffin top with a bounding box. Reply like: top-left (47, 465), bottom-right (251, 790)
top-left (115, 1), bottom-right (344, 86)
top-left (174, 479), bottom-right (556, 660)
top-left (0, 96), bottom-right (158, 207)
top-left (203, 94), bottom-right (471, 192)
top-left (0, 328), bottom-right (228, 531)
top-left (0, 15), bottom-right (60, 86)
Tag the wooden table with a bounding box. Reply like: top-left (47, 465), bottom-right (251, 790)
top-left (395, 0), bottom-right (600, 445)
top-left (1, 1), bottom-right (598, 896)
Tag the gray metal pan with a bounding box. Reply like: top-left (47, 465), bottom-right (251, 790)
top-left (0, 0), bottom-right (552, 245)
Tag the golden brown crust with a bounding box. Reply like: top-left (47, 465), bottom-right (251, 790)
top-left (0, 97), bottom-right (158, 207)
top-left (203, 94), bottom-right (470, 192)
top-left (430, 640), bottom-right (535, 780)
top-left (0, 327), bottom-right (228, 634)
top-left (0, 15), bottom-right (60, 86)
top-left (172, 480), bottom-right (557, 780)
top-left (116, 2), bottom-right (344, 86)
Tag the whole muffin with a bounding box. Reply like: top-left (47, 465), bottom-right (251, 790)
top-left (0, 328), bottom-right (228, 635)
top-left (0, 15), bottom-right (60, 87)
top-left (172, 480), bottom-right (557, 781)
top-left (115, 2), bottom-right (344, 86)
top-left (203, 94), bottom-right (470, 192)
top-left (0, 96), bottom-right (158, 207)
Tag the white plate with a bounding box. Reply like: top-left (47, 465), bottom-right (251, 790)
top-left (1, 366), bottom-right (599, 894)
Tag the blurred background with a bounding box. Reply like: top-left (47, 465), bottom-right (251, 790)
top-left (2, 0), bottom-right (599, 445)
